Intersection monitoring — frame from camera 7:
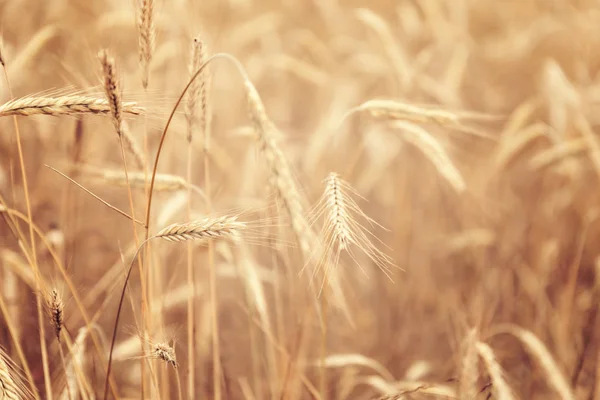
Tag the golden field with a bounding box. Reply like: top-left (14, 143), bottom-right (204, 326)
top-left (0, 0), bottom-right (599, 399)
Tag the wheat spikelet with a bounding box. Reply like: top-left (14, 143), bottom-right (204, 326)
top-left (185, 37), bottom-right (209, 143)
top-left (392, 121), bottom-right (466, 193)
top-left (137, 0), bottom-right (155, 89)
top-left (458, 329), bottom-right (479, 400)
top-left (155, 215), bottom-right (245, 243)
top-left (0, 347), bottom-right (34, 400)
top-left (475, 342), bottom-right (514, 400)
top-left (47, 288), bottom-right (64, 341)
top-left (0, 95), bottom-right (143, 118)
top-left (98, 49), bottom-right (123, 136)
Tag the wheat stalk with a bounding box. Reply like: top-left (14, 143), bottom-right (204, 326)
top-left (155, 215), bottom-right (245, 243)
top-left (0, 96), bottom-right (143, 118)
top-left (138, 0), bottom-right (155, 89)
top-left (59, 327), bottom-right (90, 400)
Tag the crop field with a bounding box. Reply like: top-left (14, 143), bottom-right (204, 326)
top-left (0, 0), bottom-right (599, 399)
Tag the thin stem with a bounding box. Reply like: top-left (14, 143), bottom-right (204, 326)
top-left (118, 131), bottom-right (149, 400)
top-left (103, 237), bottom-right (153, 400)
top-left (58, 344), bottom-right (74, 400)
top-left (0, 281), bottom-right (37, 397)
top-left (2, 66), bottom-right (52, 400)
top-left (319, 276), bottom-right (328, 400)
top-left (45, 165), bottom-right (146, 227)
top-left (175, 368), bottom-right (184, 400)
top-left (1, 205), bottom-right (120, 397)
top-left (186, 143), bottom-right (196, 400)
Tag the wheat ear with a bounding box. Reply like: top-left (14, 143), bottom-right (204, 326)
top-left (476, 342), bottom-right (514, 400)
top-left (493, 326), bottom-right (575, 400)
top-left (310, 172), bottom-right (398, 281)
top-left (138, 0), bottom-right (155, 89)
top-left (185, 37), bottom-right (209, 143)
top-left (47, 288), bottom-right (64, 341)
top-left (93, 168), bottom-right (206, 199)
top-left (155, 215), bottom-right (245, 243)
top-left (99, 50), bottom-right (123, 136)
top-left (0, 347), bottom-right (35, 400)
top-left (0, 96), bottom-right (143, 118)
top-left (392, 121), bottom-right (466, 193)
top-left (245, 80), bottom-right (313, 258)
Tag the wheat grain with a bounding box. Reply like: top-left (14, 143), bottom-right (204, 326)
top-left (0, 96), bottom-right (143, 118)
top-left (138, 0), bottom-right (155, 89)
top-left (155, 215), bottom-right (245, 243)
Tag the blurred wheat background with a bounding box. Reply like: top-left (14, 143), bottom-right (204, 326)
top-left (0, 0), bottom-right (599, 399)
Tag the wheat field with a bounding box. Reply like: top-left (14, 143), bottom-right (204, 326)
top-left (0, 0), bottom-right (599, 399)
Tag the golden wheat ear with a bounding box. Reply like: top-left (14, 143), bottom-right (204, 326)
top-left (307, 172), bottom-right (400, 284)
top-left (0, 347), bottom-right (37, 400)
top-left (0, 95), bottom-right (143, 118)
top-left (154, 214), bottom-right (246, 243)
top-left (46, 288), bottom-right (64, 341)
